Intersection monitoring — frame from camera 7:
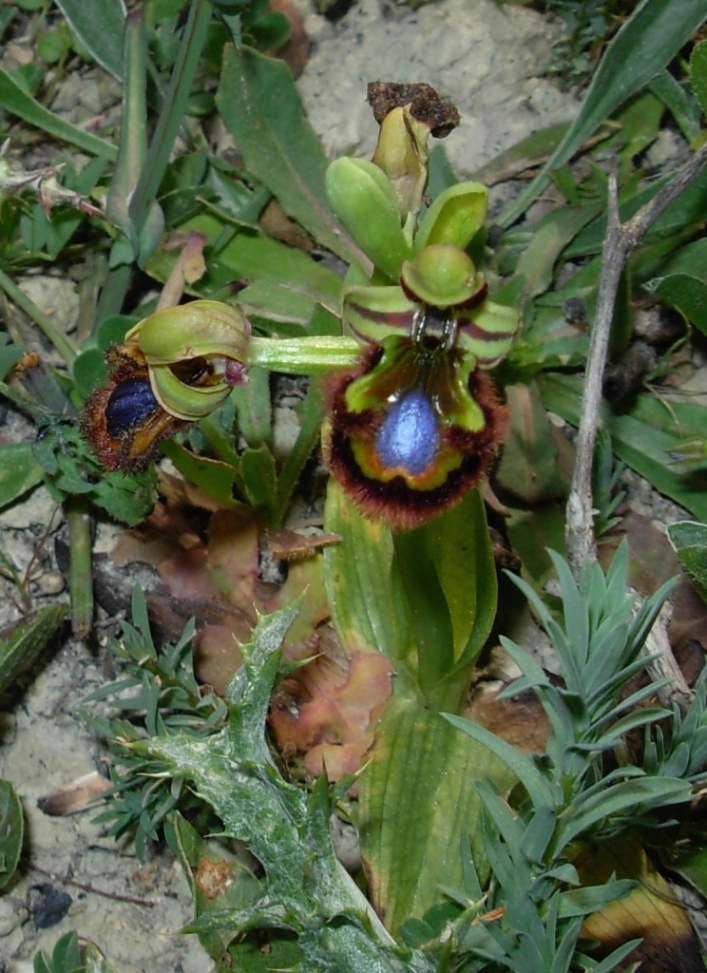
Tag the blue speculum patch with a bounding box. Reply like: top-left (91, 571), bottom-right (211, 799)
top-left (375, 389), bottom-right (440, 476)
top-left (106, 378), bottom-right (159, 436)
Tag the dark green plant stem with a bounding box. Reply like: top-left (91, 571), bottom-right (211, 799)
top-left (0, 268), bottom-right (76, 368)
top-left (97, 1), bottom-right (213, 321)
top-left (128, 0), bottom-right (211, 227)
top-left (65, 495), bottom-right (93, 637)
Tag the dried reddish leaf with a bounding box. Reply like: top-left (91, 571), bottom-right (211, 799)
top-left (37, 771), bottom-right (112, 816)
top-left (206, 509), bottom-right (259, 613)
top-left (266, 528), bottom-right (340, 561)
top-left (192, 622), bottom-right (246, 694)
top-left (270, 649), bottom-right (394, 781)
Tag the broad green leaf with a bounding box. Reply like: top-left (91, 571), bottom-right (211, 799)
top-left (323, 480), bottom-right (412, 680)
top-left (418, 489), bottom-right (498, 704)
top-left (54, 0), bottom-right (126, 80)
top-left (0, 604), bottom-right (69, 697)
top-left (690, 39), bottom-right (707, 118)
top-left (643, 237), bottom-right (707, 333)
top-left (667, 521), bottom-right (707, 605)
top-left (0, 68), bottom-right (116, 160)
top-left (0, 779), bottom-right (23, 890)
top-left (499, 0), bottom-right (707, 227)
top-left (0, 443), bottom-right (44, 510)
top-left (359, 698), bottom-right (514, 937)
top-left (513, 203), bottom-right (601, 303)
top-left (216, 45), bottom-right (364, 268)
top-left (539, 373), bottom-right (707, 522)
top-left (148, 214), bottom-right (343, 327)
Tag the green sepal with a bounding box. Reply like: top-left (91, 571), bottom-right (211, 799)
top-left (132, 300), bottom-right (250, 365)
top-left (325, 157), bottom-right (413, 281)
top-left (415, 182), bottom-right (488, 252)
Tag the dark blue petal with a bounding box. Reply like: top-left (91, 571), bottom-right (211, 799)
top-left (375, 389), bottom-right (439, 476)
top-left (105, 378), bottom-right (160, 436)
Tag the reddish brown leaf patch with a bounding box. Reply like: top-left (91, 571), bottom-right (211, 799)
top-left (270, 649), bottom-right (394, 782)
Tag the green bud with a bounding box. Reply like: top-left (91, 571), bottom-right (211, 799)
top-left (325, 157), bottom-right (413, 281)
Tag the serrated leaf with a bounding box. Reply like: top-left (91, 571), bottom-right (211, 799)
top-left (667, 520), bottom-right (707, 605)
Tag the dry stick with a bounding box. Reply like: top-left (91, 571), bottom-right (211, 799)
top-left (565, 140), bottom-right (707, 579)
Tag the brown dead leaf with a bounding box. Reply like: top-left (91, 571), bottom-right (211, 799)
top-left (267, 0), bottom-right (310, 77)
top-left (269, 649), bottom-right (394, 781)
top-left (266, 528), bottom-right (340, 561)
top-left (37, 771), bottom-right (112, 816)
top-left (577, 837), bottom-right (704, 973)
top-left (192, 622), bottom-right (246, 694)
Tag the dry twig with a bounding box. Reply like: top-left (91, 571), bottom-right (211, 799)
top-left (565, 142), bottom-right (707, 578)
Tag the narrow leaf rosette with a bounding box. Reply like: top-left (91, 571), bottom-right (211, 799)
top-left (82, 300), bottom-right (250, 472)
top-left (323, 333), bottom-right (507, 531)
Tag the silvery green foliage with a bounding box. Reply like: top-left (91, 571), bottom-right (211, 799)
top-left (446, 542), bottom-right (694, 972)
top-left (140, 601), bottom-right (438, 973)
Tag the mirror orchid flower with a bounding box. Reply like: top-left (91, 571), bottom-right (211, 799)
top-left (322, 84), bottom-right (519, 529)
top-left (82, 300), bottom-right (250, 472)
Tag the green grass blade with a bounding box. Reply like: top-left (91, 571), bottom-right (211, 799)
top-left (499, 0), bottom-right (707, 227)
top-left (0, 68), bottom-right (116, 160)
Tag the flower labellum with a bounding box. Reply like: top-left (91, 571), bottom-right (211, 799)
top-left (81, 346), bottom-right (186, 473)
top-left (376, 389), bottom-right (440, 477)
top-left (323, 333), bottom-right (507, 531)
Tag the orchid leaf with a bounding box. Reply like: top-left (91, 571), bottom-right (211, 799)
top-left (216, 45), bottom-right (364, 268)
top-left (54, 0), bottom-right (127, 81)
top-left (359, 698), bottom-right (514, 937)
